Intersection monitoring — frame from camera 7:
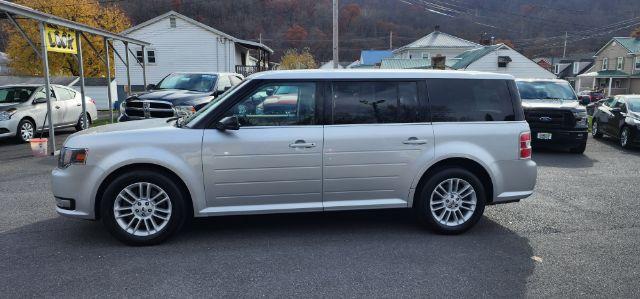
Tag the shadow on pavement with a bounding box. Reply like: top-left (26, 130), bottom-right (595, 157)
top-left (590, 136), bottom-right (640, 156)
top-left (532, 149), bottom-right (598, 168)
top-left (1, 209), bottom-right (535, 297)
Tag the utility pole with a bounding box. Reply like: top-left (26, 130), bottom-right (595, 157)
top-left (332, 0), bottom-right (339, 69)
top-left (562, 31), bottom-right (568, 58)
top-left (389, 31), bottom-right (393, 49)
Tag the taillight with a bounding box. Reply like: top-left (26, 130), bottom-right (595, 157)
top-left (520, 132), bottom-right (532, 159)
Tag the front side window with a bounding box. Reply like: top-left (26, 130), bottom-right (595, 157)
top-left (225, 82), bottom-right (316, 127)
top-left (430, 79), bottom-right (515, 122)
top-left (616, 57), bottom-right (624, 70)
top-left (136, 50), bottom-right (144, 64)
top-left (156, 73), bottom-right (217, 92)
top-left (147, 50), bottom-right (156, 64)
top-left (331, 81), bottom-right (420, 124)
top-left (0, 86), bottom-right (37, 103)
top-left (602, 58), bottom-right (608, 70)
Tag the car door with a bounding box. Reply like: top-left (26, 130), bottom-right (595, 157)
top-left (62, 87), bottom-right (82, 125)
top-left (51, 86), bottom-right (74, 125)
top-left (201, 81), bottom-right (323, 214)
top-left (610, 100), bottom-right (628, 137)
top-left (322, 81), bottom-right (434, 210)
top-left (600, 97), bottom-right (619, 135)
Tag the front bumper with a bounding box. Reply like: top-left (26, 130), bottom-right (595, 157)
top-left (52, 164), bottom-right (104, 220)
top-left (0, 119), bottom-right (18, 138)
top-left (530, 128), bottom-right (588, 148)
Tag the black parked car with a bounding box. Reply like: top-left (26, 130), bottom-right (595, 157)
top-left (586, 98), bottom-right (608, 116)
top-left (516, 79), bottom-right (589, 154)
top-left (592, 95), bottom-right (640, 149)
top-left (119, 72), bottom-right (243, 122)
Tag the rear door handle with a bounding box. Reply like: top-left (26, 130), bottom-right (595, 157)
top-left (54, 106), bottom-right (60, 109)
top-left (403, 137), bottom-right (427, 145)
top-left (289, 140), bottom-right (316, 148)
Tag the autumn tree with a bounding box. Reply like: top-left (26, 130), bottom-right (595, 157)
top-left (279, 48), bottom-right (317, 70)
top-left (3, 0), bottom-right (131, 77)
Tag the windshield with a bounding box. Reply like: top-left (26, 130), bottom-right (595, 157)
top-left (516, 81), bottom-right (577, 101)
top-left (628, 98), bottom-right (640, 112)
top-left (156, 74), bottom-right (218, 92)
top-left (0, 87), bottom-right (37, 103)
top-left (183, 79), bottom-right (250, 127)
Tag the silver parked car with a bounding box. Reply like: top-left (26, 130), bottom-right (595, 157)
top-left (0, 84), bottom-right (98, 142)
top-left (52, 70), bottom-right (537, 245)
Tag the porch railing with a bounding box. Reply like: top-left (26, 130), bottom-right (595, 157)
top-left (235, 65), bottom-right (269, 77)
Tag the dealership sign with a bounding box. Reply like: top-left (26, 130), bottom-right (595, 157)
top-left (45, 25), bottom-right (77, 54)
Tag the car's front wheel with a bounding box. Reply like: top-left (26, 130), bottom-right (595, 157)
top-left (620, 126), bottom-right (633, 149)
top-left (75, 113), bottom-right (90, 131)
top-left (15, 119), bottom-right (35, 143)
top-left (101, 170), bottom-right (187, 245)
top-left (592, 120), bottom-right (602, 138)
top-left (415, 167), bottom-right (486, 234)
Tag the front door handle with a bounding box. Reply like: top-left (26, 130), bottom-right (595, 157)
top-left (289, 140), bottom-right (316, 148)
top-left (403, 137), bottom-right (427, 145)
top-left (54, 105), bottom-right (60, 109)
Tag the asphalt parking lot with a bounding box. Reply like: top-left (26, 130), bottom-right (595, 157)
top-left (1, 134), bottom-right (639, 297)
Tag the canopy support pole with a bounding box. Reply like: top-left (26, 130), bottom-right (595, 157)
top-left (104, 37), bottom-right (114, 123)
top-left (124, 41), bottom-right (131, 96)
top-left (76, 31), bottom-right (88, 130)
top-left (38, 21), bottom-right (55, 154)
top-left (141, 45), bottom-right (147, 89)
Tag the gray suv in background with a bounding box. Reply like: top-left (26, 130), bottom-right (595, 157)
top-left (0, 84), bottom-right (98, 143)
top-left (52, 70), bottom-right (537, 245)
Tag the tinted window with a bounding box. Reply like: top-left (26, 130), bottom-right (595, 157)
top-left (331, 81), bottom-right (419, 124)
top-left (429, 79), bottom-right (515, 122)
top-left (53, 86), bottom-right (73, 101)
top-left (0, 87), bottom-right (37, 103)
top-left (225, 82), bottom-right (316, 126)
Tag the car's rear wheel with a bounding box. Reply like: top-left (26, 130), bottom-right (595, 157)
top-left (101, 170), bottom-right (187, 245)
top-left (415, 167), bottom-right (486, 234)
top-left (592, 120), bottom-right (602, 138)
top-left (620, 126), bottom-right (633, 149)
top-left (15, 119), bottom-right (35, 143)
top-left (75, 113), bottom-right (90, 131)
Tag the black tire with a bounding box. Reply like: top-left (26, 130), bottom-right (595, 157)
top-left (101, 170), bottom-right (187, 246)
top-left (620, 126), bottom-right (633, 149)
top-left (75, 113), bottom-right (90, 131)
top-left (592, 120), bottom-right (603, 138)
top-left (414, 167), bottom-right (486, 234)
top-left (570, 142), bottom-right (587, 154)
top-left (15, 118), bottom-right (35, 143)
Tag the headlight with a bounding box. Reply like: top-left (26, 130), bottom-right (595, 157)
top-left (573, 110), bottom-right (588, 127)
top-left (0, 110), bottom-right (16, 121)
top-left (58, 147), bottom-right (88, 169)
top-left (174, 105), bottom-right (196, 117)
top-left (119, 101), bottom-right (127, 114)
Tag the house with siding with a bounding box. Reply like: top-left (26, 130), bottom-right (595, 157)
top-left (576, 37), bottom-right (640, 96)
top-left (553, 58), bottom-right (594, 91)
top-left (114, 11), bottom-right (272, 100)
top-left (392, 28), bottom-right (480, 68)
top-left (448, 44), bottom-right (556, 79)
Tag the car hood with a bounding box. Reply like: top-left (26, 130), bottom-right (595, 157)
top-left (521, 99), bottom-right (581, 110)
top-left (0, 102), bottom-right (22, 109)
top-left (127, 89), bottom-right (210, 105)
top-left (630, 111), bottom-right (640, 120)
top-left (71, 118), bottom-right (172, 137)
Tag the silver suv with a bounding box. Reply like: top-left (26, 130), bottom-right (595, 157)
top-left (0, 84), bottom-right (98, 142)
top-left (52, 70), bottom-right (537, 245)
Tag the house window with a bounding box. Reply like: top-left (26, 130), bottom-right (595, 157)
top-left (147, 50), bottom-right (156, 64)
top-left (497, 56), bottom-right (512, 68)
top-left (616, 57), bottom-right (624, 70)
top-left (135, 50), bottom-right (144, 64)
top-left (421, 52), bottom-right (430, 60)
top-left (614, 80), bottom-right (622, 88)
top-left (554, 64), bottom-right (560, 74)
top-left (602, 58), bottom-right (608, 70)
top-left (635, 57), bottom-right (640, 70)
top-left (573, 62), bottom-right (580, 74)
top-left (169, 17), bottom-right (177, 28)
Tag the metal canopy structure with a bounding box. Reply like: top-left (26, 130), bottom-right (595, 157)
top-left (0, 0), bottom-right (149, 154)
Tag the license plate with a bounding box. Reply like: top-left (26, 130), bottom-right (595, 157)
top-left (537, 132), bottom-right (552, 140)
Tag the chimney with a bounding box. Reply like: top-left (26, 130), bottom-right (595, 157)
top-left (435, 25), bottom-right (440, 32)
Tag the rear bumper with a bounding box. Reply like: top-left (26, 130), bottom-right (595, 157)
top-left (490, 159), bottom-right (537, 204)
top-left (530, 128), bottom-right (588, 148)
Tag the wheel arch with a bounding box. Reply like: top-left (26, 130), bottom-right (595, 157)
top-left (413, 157), bottom-right (494, 205)
top-left (94, 163), bottom-right (194, 220)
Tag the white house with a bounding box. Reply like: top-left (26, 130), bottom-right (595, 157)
top-left (114, 11), bottom-right (272, 100)
top-left (71, 78), bottom-right (118, 110)
top-left (393, 28), bottom-right (480, 67)
top-left (449, 44), bottom-right (556, 79)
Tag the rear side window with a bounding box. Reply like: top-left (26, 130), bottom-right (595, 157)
top-left (428, 79), bottom-right (515, 122)
top-left (331, 81), bottom-right (420, 124)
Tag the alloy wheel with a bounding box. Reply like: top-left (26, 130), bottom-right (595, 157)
top-left (592, 121), bottom-right (598, 136)
top-left (113, 182), bottom-right (172, 237)
top-left (20, 122), bottom-right (34, 141)
top-left (429, 178), bottom-right (477, 227)
top-left (621, 128), bottom-right (629, 147)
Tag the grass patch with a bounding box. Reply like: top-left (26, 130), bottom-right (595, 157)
top-left (588, 116), bottom-right (592, 133)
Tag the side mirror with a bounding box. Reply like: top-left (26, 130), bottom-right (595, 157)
top-left (146, 84), bottom-right (156, 90)
top-left (215, 116), bottom-right (240, 131)
top-left (32, 97), bottom-right (47, 104)
top-left (611, 107), bottom-right (622, 113)
top-left (579, 96), bottom-right (590, 106)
